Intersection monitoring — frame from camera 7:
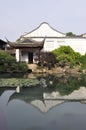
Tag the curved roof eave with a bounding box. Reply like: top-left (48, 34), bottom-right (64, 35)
top-left (21, 22), bottom-right (66, 37)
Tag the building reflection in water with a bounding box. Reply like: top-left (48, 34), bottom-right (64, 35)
top-left (0, 73), bottom-right (86, 113)
top-left (7, 85), bottom-right (86, 113)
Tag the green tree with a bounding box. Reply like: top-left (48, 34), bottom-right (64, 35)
top-left (80, 54), bottom-right (86, 69)
top-left (52, 46), bottom-right (81, 67)
top-left (0, 50), bottom-right (28, 73)
top-left (66, 32), bottom-right (76, 37)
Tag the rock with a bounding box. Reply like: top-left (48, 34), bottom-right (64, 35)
top-left (82, 69), bottom-right (86, 74)
top-left (65, 68), bottom-right (80, 74)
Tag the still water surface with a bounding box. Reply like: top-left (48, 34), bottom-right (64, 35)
top-left (0, 74), bottom-right (86, 130)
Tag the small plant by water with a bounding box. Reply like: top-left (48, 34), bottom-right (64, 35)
top-left (0, 78), bottom-right (39, 87)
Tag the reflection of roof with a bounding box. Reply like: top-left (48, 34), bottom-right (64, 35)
top-left (8, 87), bottom-right (64, 113)
top-left (8, 85), bottom-right (86, 112)
top-left (0, 89), bottom-right (5, 96)
top-left (31, 100), bottom-right (64, 113)
top-left (9, 87), bottom-right (44, 103)
top-left (7, 38), bottom-right (44, 49)
top-left (0, 87), bottom-right (15, 96)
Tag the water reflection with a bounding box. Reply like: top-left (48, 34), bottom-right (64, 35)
top-left (0, 87), bottom-right (15, 96)
top-left (9, 87), bottom-right (64, 113)
top-left (0, 89), bottom-right (86, 130)
top-left (0, 74), bottom-right (86, 113)
top-left (38, 74), bottom-right (86, 95)
top-left (0, 74), bottom-right (86, 130)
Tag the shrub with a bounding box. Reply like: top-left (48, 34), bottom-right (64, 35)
top-left (0, 50), bottom-right (16, 63)
top-left (52, 46), bottom-right (81, 67)
top-left (80, 54), bottom-right (86, 69)
top-left (17, 62), bottom-right (28, 72)
top-left (0, 50), bottom-right (28, 73)
top-left (35, 52), bottom-right (57, 69)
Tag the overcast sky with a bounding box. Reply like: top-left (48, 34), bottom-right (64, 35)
top-left (0, 0), bottom-right (86, 41)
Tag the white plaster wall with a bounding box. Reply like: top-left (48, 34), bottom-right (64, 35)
top-left (21, 52), bottom-right (28, 63)
top-left (43, 38), bottom-right (59, 52)
top-left (64, 38), bottom-right (86, 55)
top-left (16, 49), bottom-right (20, 62)
top-left (23, 23), bottom-right (66, 38)
top-left (21, 23), bottom-right (86, 55)
top-left (31, 38), bottom-right (44, 42)
top-left (15, 37), bottom-right (86, 63)
top-left (33, 53), bottom-right (38, 63)
top-left (43, 38), bottom-right (86, 55)
top-left (82, 34), bottom-right (86, 37)
top-left (27, 36), bottom-right (86, 55)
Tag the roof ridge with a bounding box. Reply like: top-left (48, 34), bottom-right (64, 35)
top-left (21, 22), bottom-right (66, 37)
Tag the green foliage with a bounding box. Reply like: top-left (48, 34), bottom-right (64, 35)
top-left (17, 62), bottom-right (28, 72)
top-left (0, 50), bottom-right (28, 73)
top-left (0, 50), bottom-right (16, 63)
top-left (52, 46), bottom-right (81, 67)
top-left (0, 66), bottom-right (6, 72)
top-left (80, 74), bottom-right (86, 86)
top-left (80, 54), bottom-right (86, 69)
top-left (66, 32), bottom-right (76, 37)
top-left (39, 74), bottom-right (86, 95)
top-left (55, 76), bottom-right (80, 95)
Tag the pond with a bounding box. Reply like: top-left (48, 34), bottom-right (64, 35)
top-left (0, 74), bottom-right (86, 130)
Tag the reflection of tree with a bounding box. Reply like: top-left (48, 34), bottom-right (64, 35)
top-left (38, 74), bottom-right (86, 95)
top-left (55, 76), bottom-right (80, 95)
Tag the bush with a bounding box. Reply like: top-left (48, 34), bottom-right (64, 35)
top-left (17, 62), bottom-right (28, 72)
top-left (52, 46), bottom-right (81, 67)
top-left (80, 54), bottom-right (86, 69)
top-left (0, 50), bottom-right (16, 63)
top-left (0, 50), bottom-right (28, 73)
top-left (35, 52), bottom-right (57, 69)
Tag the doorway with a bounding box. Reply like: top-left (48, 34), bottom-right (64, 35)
top-left (28, 52), bottom-right (33, 63)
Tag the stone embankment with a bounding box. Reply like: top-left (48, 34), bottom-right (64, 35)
top-left (28, 64), bottom-right (85, 75)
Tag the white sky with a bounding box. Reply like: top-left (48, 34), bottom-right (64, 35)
top-left (0, 0), bottom-right (86, 41)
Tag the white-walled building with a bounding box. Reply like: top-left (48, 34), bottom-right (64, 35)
top-left (22, 22), bottom-right (86, 54)
top-left (9, 22), bottom-right (86, 63)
